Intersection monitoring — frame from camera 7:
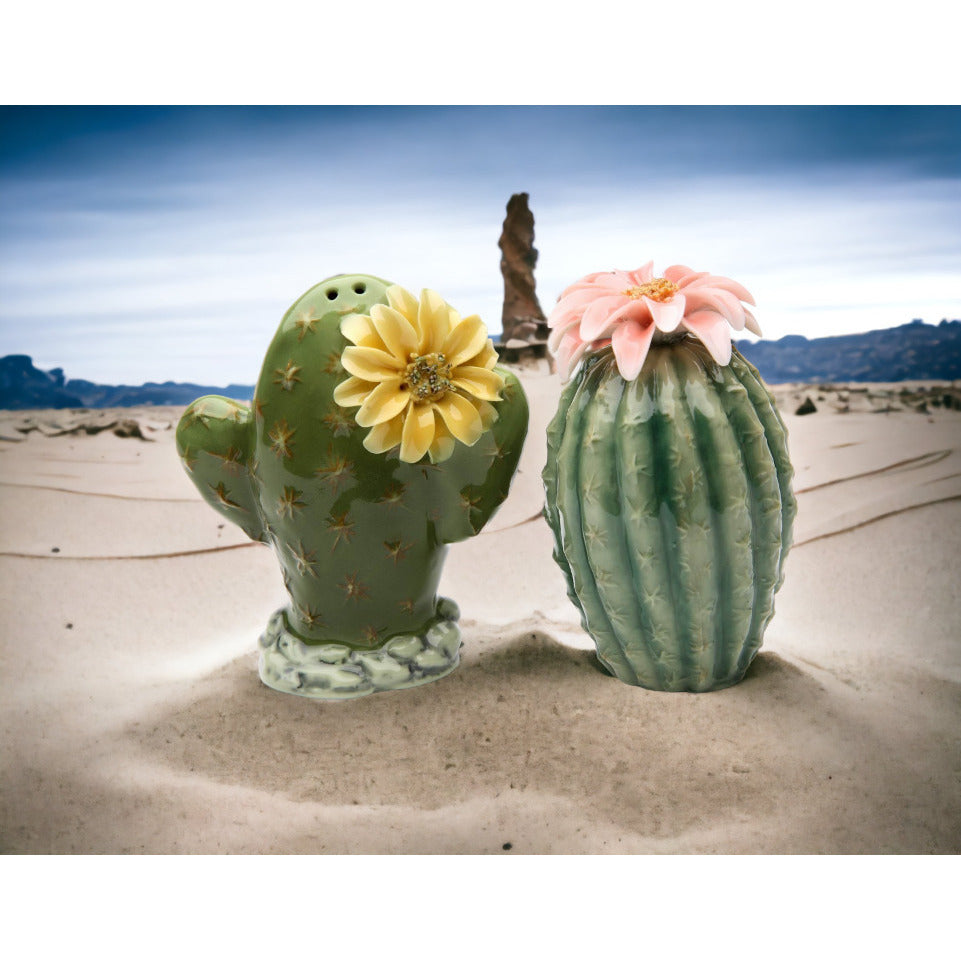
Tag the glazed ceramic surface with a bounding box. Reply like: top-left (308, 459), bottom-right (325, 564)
top-left (543, 340), bottom-right (796, 692)
top-left (177, 273), bottom-right (529, 698)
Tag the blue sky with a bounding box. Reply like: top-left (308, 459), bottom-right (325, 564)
top-left (1, 106), bottom-right (959, 385)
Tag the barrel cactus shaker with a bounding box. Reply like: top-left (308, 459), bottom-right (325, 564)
top-left (177, 274), bottom-right (528, 699)
top-left (542, 262), bottom-right (796, 692)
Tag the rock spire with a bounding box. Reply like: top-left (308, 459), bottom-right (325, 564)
top-left (498, 193), bottom-right (549, 359)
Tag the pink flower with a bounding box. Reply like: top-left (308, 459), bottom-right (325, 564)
top-left (547, 261), bottom-right (761, 381)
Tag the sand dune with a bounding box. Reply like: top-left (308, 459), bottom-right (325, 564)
top-left (1, 371), bottom-right (959, 854)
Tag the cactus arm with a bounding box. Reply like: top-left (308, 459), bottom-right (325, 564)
top-left (176, 395), bottom-right (266, 543)
top-left (433, 368), bottom-right (530, 545)
top-left (466, 368), bottom-right (530, 534)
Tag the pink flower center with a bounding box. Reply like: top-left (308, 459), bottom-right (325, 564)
top-left (622, 277), bottom-right (679, 303)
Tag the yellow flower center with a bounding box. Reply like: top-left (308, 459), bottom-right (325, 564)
top-left (403, 352), bottom-right (452, 402)
top-left (623, 277), bottom-right (679, 302)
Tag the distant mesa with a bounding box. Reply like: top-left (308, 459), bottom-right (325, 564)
top-left (735, 319), bottom-right (961, 383)
top-left (0, 354), bottom-right (254, 411)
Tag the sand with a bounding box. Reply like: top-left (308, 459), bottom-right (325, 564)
top-left (1, 367), bottom-right (959, 854)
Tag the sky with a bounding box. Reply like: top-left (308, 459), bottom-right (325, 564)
top-left (1, 105), bottom-right (959, 386)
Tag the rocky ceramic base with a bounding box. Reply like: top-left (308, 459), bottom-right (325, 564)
top-left (258, 597), bottom-right (462, 700)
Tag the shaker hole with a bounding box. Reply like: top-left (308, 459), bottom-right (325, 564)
top-left (325, 288), bottom-right (338, 300)
top-left (353, 282), bottom-right (367, 294)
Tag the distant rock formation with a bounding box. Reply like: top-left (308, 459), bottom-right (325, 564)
top-left (736, 319), bottom-right (961, 383)
top-left (0, 354), bottom-right (254, 411)
top-left (0, 355), bottom-right (85, 409)
top-left (765, 382), bottom-right (960, 416)
top-left (497, 192), bottom-right (549, 361)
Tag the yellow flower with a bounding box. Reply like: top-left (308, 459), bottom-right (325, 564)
top-left (333, 285), bottom-right (505, 463)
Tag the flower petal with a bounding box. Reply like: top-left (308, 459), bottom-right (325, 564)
top-left (607, 298), bottom-right (654, 325)
top-left (399, 403), bottom-right (435, 463)
top-left (332, 375), bottom-right (372, 408)
top-left (743, 307), bottom-right (763, 337)
top-left (451, 365), bottom-right (505, 401)
top-left (476, 400), bottom-right (499, 430)
top-left (469, 340), bottom-right (500, 370)
top-left (611, 318), bottom-right (656, 381)
top-left (434, 392), bottom-right (483, 446)
top-left (559, 271), bottom-right (612, 298)
top-left (646, 293), bottom-right (686, 331)
top-left (340, 345), bottom-right (404, 381)
top-left (579, 294), bottom-right (630, 341)
top-left (595, 269), bottom-right (635, 291)
top-left (428, 420), bottom-right (456, 463)
top-left (687, 274), bottom-right (755, 305)
top-left (548, 303), bottom-right (591, 334)
top-left (454, 336), bottom-right (499, 371)
top-left (683, 310), bottom-right (733, 365)
top-left (685, 287), bottom-right (745, 330)
top-left (580, 296), bottom-right (654, 344)
top-left (549, 287), bottom-right (605, 326)
top-left (628, 261), bottom-right (654, 285)
top-left (370, 304), bottom-right (419, 360)
top-left (340, 313), bottom-right (381, 348)
top-left (417, 289), bottom-right (453, 353)
top-left (664, 264), bottom-right (699, 284)
top-left (702, 287), bottom-right (746, 329)
top-left (385, 285), bottom-right (420, 325)
top-left (355, 377), bottom-right (410, 427)
top-left (441, 314), bottom-right (489, 367)
top-left (548, 315), bottom-right (580, 352)
top-left (363, 415), bottom-right (404, 455)
top-left (556, 333), bottom-right (590, 382)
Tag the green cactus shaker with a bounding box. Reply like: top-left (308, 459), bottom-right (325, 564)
top-left (542, 262), bottom-right (796, 692)
top-left (177, 274), bottom-right (529, 699)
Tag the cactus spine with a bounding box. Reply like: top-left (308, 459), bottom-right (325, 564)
top-left (543, 339), bottom-right (796, 692)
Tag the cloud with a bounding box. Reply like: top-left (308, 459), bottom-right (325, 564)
top-left (1, 107), bottom-right (959, 384)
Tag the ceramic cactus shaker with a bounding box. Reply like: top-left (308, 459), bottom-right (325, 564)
top-left (177, 274), bottom-right (528, 699)
top-left (542, 263), bottom-right (796, 692)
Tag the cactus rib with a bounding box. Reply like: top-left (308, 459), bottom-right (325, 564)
top-left (553, 360), bottom-right (633, 679)
top-left (580, 365), bottom-right (659, 686)
top-left (544, 376), bottom-right (581, 614)
top-left (615, 364), bottom-right (680, 690)
top-left (713, 366), bottom-right (784, 680)
top-left (685, 362), bottom-right (755, 685)
top-left (654, 348), bottom-right (719, 691)
top-left (728, 350), bottom-right (796, 585)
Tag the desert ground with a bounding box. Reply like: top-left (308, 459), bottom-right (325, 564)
top-left (1, 366), bottom-right (959, 854)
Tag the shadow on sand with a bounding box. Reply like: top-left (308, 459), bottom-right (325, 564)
top-left (124, 629), bottom-right (890, 842)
